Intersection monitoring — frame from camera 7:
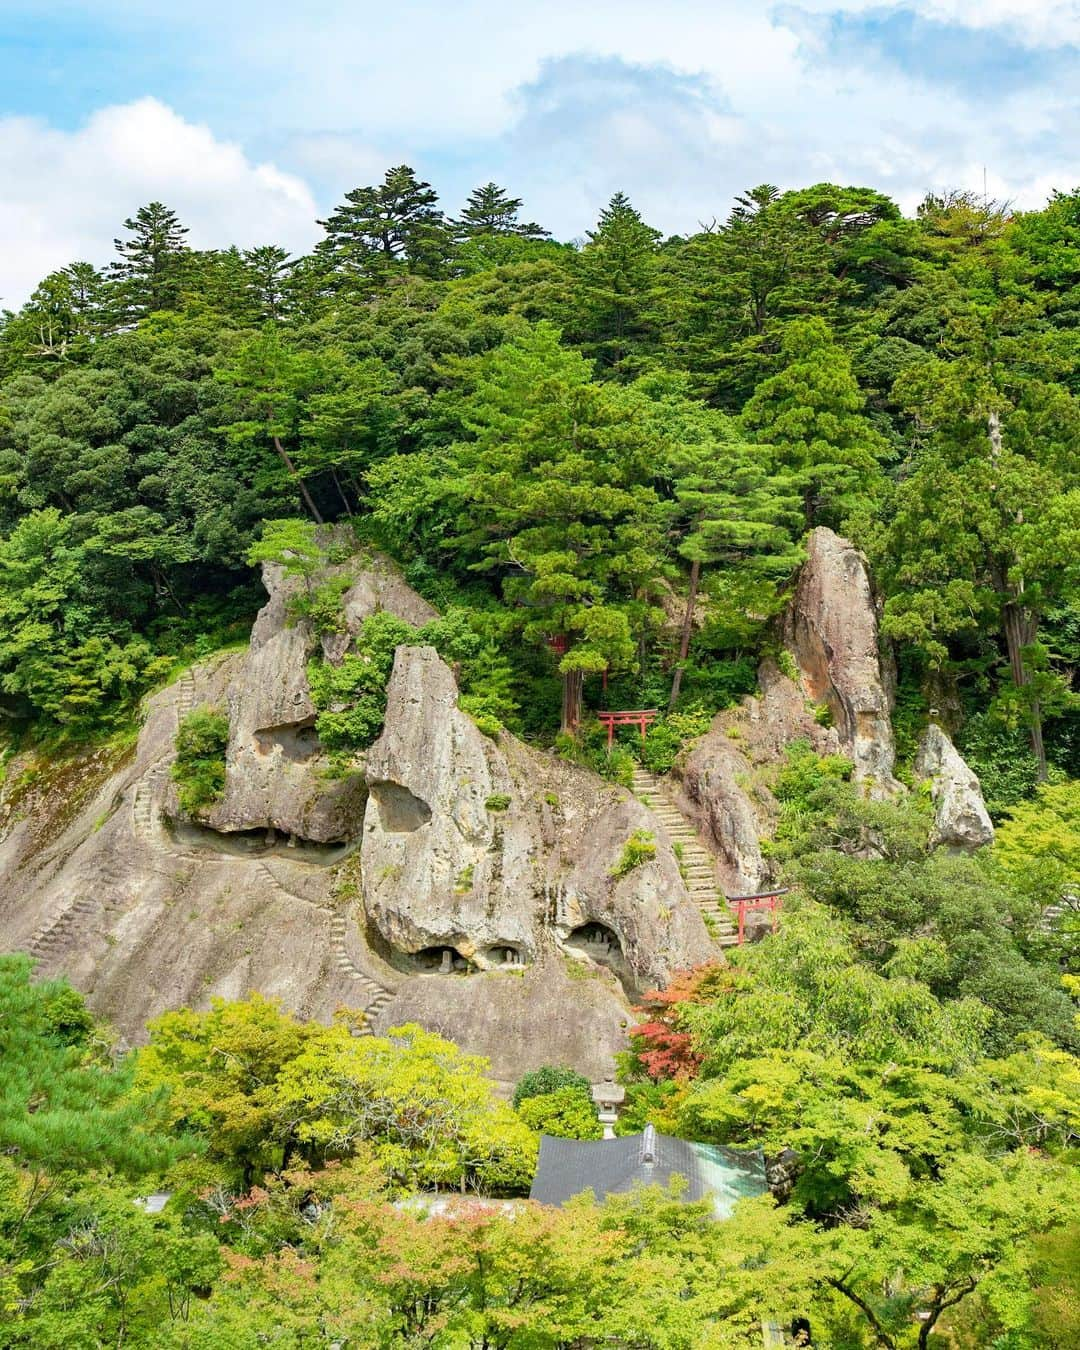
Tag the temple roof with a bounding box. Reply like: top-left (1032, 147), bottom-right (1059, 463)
top-left (529, 1124), bottom-right (768, 1218)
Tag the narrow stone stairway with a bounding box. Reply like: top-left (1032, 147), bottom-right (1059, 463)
top-left (329, 912), bottom-right (396, 1034)
top-left (631, 766), bottom-right (739, 948)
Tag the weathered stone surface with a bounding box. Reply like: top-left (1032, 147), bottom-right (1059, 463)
top-left (201, 550), bottom-right (436, 844)
top-left (915, 723), bottom-right (994, 850)
top-left (783, 527), bottom-right (901, 794)
top-left (363, 645), bottom-right (714, 994)
top-left (674, 659), bottom-right (839, 894)
top-left (0, 567), bottom-right (709, 1082)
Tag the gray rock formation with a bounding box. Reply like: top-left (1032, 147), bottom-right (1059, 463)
top-left (783, 527), bottom-right (901, 795)
top-left (675, 659), bottom-right (841, 894)
top-left (200, 550), bottom-right (437, 844)
top-left (363, 645), bottom-right (714, 993)
top-left (0, 555), bottom-right (712, 1083)
top-left (672, 528), bottom-right (902, 885)
top-left (915, 723), bottom-right (994, 850)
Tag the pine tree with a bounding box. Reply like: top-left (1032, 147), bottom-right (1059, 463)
top-left (574, 193), bottom-right (661, 373)
top-left (242, 245), bottom-right (295, 320)
top-left (739, 317), bottom-right (887, 528)
top-left (109, 201), bottom-right (190, 319)
top-left (448, 324), bottom-right (666, 732)
top-left (316, 164), bottom-right (451, 283)
top-left (643, 375), bottom-right (802, 706)
top-left (452, 183), bottom-right (549, 239)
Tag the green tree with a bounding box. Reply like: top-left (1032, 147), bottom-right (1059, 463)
top-left (878, 355), bottom-right (1080, 778)
top-left (109, 202), bottom-right (191, 320)
top-left (739, 316), bottom-right (888, 528)
top-left (518, 1087), bottom-right (603, 1139)
top-left (216, 329), bottom-right (328, 524)
top-left (642, 373), bottom-right (802, 706)
top-left (444, 324), bottom-right (666, 731)
top-left (316, 164), bottom-right (451, 283)
top-left (574, 192), bottom-right (661, 373)
top-left (453, 182), bottom-right (549, 239)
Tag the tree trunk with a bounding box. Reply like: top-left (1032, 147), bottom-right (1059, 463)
top-left (1002, 600), bottom-right (1047, 780)
top-left (669, 556), bottom-right (701, 711)
top-left (151, 564), bottom-right (186, 616)
top-left (330, 467), bottom-right (354, 517)
top-left (272, 433), bottom-right (324, 525)
top-left (561, 669), bottom-right (584, 736)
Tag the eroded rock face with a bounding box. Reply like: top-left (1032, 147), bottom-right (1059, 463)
top-left (783, 527), bottom-right (901, 795)
top-left (915, 724), bottom-right (994, 850)
top-left (200, 551), bottom-right (437, 844)
top-left (363, 646), bottom-right (714, 993)
top-left (675, 659), bottom-right (841, 894)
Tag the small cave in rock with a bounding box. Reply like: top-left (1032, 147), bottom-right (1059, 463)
top-left (481, 944), bottom-right (527, 969)
top-left (565, 921), bottom-right (622, 960)
top-left (411, 945), bottom-right (476, 975)
top-left (254, 720), bottom-right (322, 762)
top-left (369, 780), bottom-right (432, 833)
top-left (168, 817), bottom-right (353, 863)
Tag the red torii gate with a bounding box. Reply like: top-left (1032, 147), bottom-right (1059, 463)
top-left (596, 709), bottom-right (658, 752)
top-left (727, 889), bottom-right (789, 945)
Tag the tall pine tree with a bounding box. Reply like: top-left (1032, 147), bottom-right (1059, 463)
top-left (574, 193), bottom-right (661, 374)
top-left (109, 202), bottom-right (190, 321)
top-left (453, 183), bottom-right (549, 239)
top-left (316, 165), bottom-right (450, 283)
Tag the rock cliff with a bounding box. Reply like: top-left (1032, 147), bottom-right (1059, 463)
top-left (915, 723), bottom-right (994, 850)
top-left (0, 553), bottom-right (711, 1083)
top-left (363, 645), bottom-right (712, 991)
top-left (782, 527), bottom-right (901, 795)
top-left (201, 550), bottom-right (437, 844)
top-left (672, 529), bottom-right (902, 890)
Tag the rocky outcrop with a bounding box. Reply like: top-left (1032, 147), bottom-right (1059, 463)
top-left (675, 659), bottom-right (841, 894)
top-left (673, 528), bottom-right (901, 884)
top-left (915, 724), bottom-right (994, 850)
top-left (199, 550), bottom-right (437, 844)
top-left (0, 555), bottom-right (713, 1083)
top-left (363, 646), bottom-right (714, 994)
top-left (783, 527), bottom-right (901, 795)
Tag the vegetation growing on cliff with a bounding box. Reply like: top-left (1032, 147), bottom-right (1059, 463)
top-left (1, 174), bottom-right (1076, 786)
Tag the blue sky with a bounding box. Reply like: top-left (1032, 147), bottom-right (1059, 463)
top-left (1, 0), bottom-right (1078, 306)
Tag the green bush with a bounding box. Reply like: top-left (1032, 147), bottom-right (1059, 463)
top-left (512, 1065), bottom-right (593, 1109)
top-left (636, 704), bottom-right (713, 775)
top-left (956, 712), bottom-right (1041, 818)
top-left (308, 607), bottom-right (521, 760)
top-left (556, 722), bottom-right (635, 787)
top-left (289, 576), bottom-right (351, 636)
top-left (171, 707), bottom-right (229, 816)
top-left (610, 829), bottom-right (657, 878)
top-left (484, 793), bottom-right (511, 812)
top-left (517, 1087), bottom-right (603, 1140)
top-left (308, 612), bottom-right (416, 757)
top-left (995, 781), bottom-right (1080, 891)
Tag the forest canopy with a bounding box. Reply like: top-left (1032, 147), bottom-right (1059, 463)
top-left (0, 171), bottom-right (1077, 792)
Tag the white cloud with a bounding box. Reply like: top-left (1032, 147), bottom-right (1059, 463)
top-left (0, 97), bottom-right (319, 307)
top-left (790, 0), bottom-right (1080, 45)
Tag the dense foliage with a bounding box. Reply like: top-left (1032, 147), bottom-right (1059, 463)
top-left (3, 170), bottom-right (1080, 1346)
top-left (2, 174), bottom-right (1076, 778)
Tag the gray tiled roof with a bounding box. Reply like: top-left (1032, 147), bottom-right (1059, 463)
top-left (529, 1124), bottom-right (768, 1219)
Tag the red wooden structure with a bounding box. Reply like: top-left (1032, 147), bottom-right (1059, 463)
top-left (728, 889), bottom-right (789, 945)
top-left (547, 634), bottom-right (569, 656)
top-left (597, 709), bottom-right (658, 751)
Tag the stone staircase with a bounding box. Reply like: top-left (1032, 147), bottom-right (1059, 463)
top-left (28, 896), bottom-right (100, 962)
top-left (176, 669), bottom-right (197, 723)
top-left (631, 766), bottom-right (738, 948)
top-left (329, 912), bottom-right (395, 1034)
